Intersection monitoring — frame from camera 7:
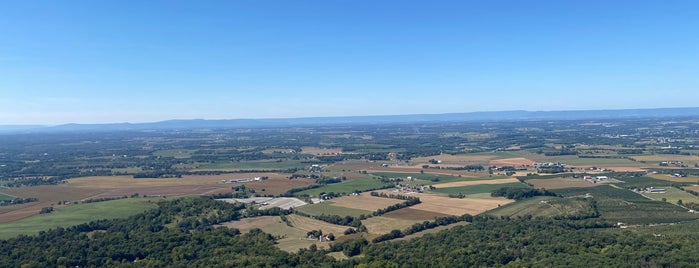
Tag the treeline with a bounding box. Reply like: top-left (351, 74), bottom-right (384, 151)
top-left (372, 198), bottom-right (420, 216)
top-left (0, 197), bottom-right (38, 206)
top-left (491, 187), bottom-right (557, 200)
top-left (293, 210), bottom-right (365, 229)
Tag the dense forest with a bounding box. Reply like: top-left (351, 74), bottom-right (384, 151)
top-left (2, 197), bottom-right (698, 267)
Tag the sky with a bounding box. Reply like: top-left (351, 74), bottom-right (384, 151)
top-left (1, 0), bottom-right (698, 125)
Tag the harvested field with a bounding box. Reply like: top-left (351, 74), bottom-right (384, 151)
top-left (382, 207), bottom-right (451, 221)
top-left (1, 173), bottom-right (311, 223)
top-left (0, 185), bottom-right (103, 223)
top-left (287, 214), bottom-right (348, 235)
top-left (330, 193), bottom-right (403, 211)
top-left (490, 158), bottom-right (535, 167)
top-left (685, 186), bottom-right (699, 192)
top-left (218, 216), bottom-right (279, 231)
top-left (362, 216), bottom-right (424, 234)
top-left (432, 178), bottom-right (519, 188)
top-left (301, 147), bottom-right (343, 155)
top-left (412, 194), bottom-right (513, 216)
top-left (527, 178), bottom-right (600, 189)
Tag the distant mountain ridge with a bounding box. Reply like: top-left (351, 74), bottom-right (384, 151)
top-left (2, 107), bottom-right (699, 133)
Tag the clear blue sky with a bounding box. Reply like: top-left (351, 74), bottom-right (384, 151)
top-left (1, 0), bottom-right (698, 124)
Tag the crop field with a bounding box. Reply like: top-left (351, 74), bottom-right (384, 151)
top-left (0, 173), bottom-right (311, 223)
top-left (404, 192), bottom-right (514, 216)
top-left (362, 216), bottom-right (424, 234)
top-left (553, 186), bottom-right (699, 224)
top-left (329, 193), bottom-right (404, 211)
top-left (218, 216), bottom-right (279, 231)
top-left (643, 187), bottom-right (699, 204)
top-left (287, 214), bottom-right (349, 235)
top-left (539, 155), bottom-right (646, 167)
top-left (0, 185), bottom-right (105, 223)
top-left (152, 149), bottom-right (196, 158)
top-left (301, 147), bottom-right (343, 155)
top-left (631, 154), bottom-right (699, 163)
top-left (432, 177), bottom-right (520, 188)
top-left (329, 161), bottom-right (481, 176)
top-left (487, 196), bottom-right (595, 218)
top-left (295, 202), bottom-right (371, 217)
top-left (0, 191), bottom-right (15, 201)
top-left (649, 174), bottom-right (699, 184)
top-left (487, 196), bottom-right (561, 217)
top-left (372, 172), bottom-right (499, 184)
top-left (412, 154), bottom-right (496, 164)
top-left (0, 198), bottom-right (158, 239)
top-left (686, 185), bottom-right (699, 192)
top-left (381, 207), bottom-right (451, 220)
top-left (196, 160), bottom-right (306, 171)
top-left (616, 176), bottom-right (674, 188)
top-left (294, 179), bottom-right (392, 196)
top-left (527, 178), bottom-right (600, 189)
top-left (430, 182), bottom-right (529, 195)
top-left (489, 157), bottom-right (535, 167)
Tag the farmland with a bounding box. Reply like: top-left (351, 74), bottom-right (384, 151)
top-left (294, 179), bottom-right (392, 197)
top-left (2, 116), bottom-right (699, 265)
top-left (295, 202), bottom-right (371, 217)
top-left (430, 182), bottom-right (529, 195)
top-left (0, 197), bottom-right (158, 239)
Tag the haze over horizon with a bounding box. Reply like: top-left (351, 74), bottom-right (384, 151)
top-left (2, 1), bottom-right (698, 125)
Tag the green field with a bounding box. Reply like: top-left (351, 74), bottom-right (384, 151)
top-left (0, 191), bottom-right (16, 201)
top-left (618, 176), bottom-right (677, 188)
top-left (372, 172), bottom-right (504, 184)
top-left (487, 196), bottom-right (595, 218)
top-left (153, 149), bottom-right (197, 158)
top-left (540, 155), bottom-right (645, 166)
top-left (553, 186), bottom-right (699, 224)
top-left (197, 160), bottom-right (306, 170)
top-left (295, 202), bottom-right (371, 217)
top-left (430, 182), bottom-right (529, 195)
top-left (643, 187), bottom-right (699, 204)
top-left (295, 179), bottom-right (393, 196)
top-left (0, 198), bottom-right (159, 239)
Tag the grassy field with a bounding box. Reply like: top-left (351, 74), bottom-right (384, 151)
top-left (643, 187), bottom-right (699, 204)
top-left (362, 216), bottom-right (423, 234)
top-left (295, 202), bottom-right (371, 217)
top-left (294, 179), bottom-right (392, 196)
top-left (540, 155), bottom-right (645, 166)
top-left (153, 149), bottom-right (196, 158)
top-left (372, 172), bottom-right (504, 184)
top-left (487, 196), bottom-right (594, 218)
top-left (430, 182), bottom-right (529, 195)
top-left (197, 160), bottom-right (306, 170)
top-left (0, 198), bottom-right (158, 239)
top-left (0, 191), bottom-right (16, 201)
top-left (617, 176), bottom-right (675, 188)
